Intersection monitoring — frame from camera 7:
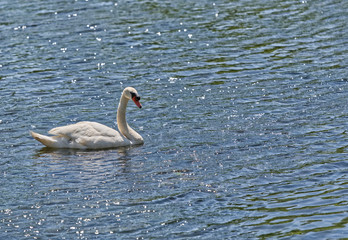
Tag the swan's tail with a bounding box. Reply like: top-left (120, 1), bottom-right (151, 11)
top-left (30, 131), bottom-right (58, 148)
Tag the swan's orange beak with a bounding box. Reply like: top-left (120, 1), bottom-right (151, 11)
top-left (132, 96), bottom-right (142, 108)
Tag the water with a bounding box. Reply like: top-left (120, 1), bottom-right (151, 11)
top-left (1, 0), bottom-right (347, 239)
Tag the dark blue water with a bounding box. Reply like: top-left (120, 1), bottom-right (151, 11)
top-left (1, 0), bottom-right (348, 239)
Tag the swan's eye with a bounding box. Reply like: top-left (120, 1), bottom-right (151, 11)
top-left (130, 92), bottom-right (140, 101)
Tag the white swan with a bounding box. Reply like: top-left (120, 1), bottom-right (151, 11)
top-left (30, 87), bottom-right (144, 149)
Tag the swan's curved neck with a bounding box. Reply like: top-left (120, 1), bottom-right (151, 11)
top-left (117, 95), bottom-right (143, 144)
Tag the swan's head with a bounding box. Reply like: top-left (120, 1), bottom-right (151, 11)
top-left (123, 87), bottom-right (142, 108)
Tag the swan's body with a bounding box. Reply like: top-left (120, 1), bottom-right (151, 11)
top-left (30, 87), bottom-right (144, 149)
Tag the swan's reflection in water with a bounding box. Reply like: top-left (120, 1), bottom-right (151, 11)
top-left (32, 146), bottom-right (144, 190)
top-left (34, 146), bottom-right (131, 158)
top-left (33, 146), bottom-right (137, 163)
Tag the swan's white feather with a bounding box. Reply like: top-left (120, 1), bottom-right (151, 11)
top-left (47, 121), bottom-right (131, 149)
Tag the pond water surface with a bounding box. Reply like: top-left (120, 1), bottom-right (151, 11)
top-left (1, 0), bottom-right (347, 239)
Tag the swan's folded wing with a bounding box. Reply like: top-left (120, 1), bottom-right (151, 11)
top-left (49, 122), bottom-right (94, 137)
top-left (48, 121), bottom-right (121, 138)
top-left (48, 121), bottom-right (129, 149)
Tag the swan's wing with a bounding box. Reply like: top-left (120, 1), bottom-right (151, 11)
top-left (47, 121), bottom-right (130, 149)
top-left (48, 121), bottom-right (118, 138)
